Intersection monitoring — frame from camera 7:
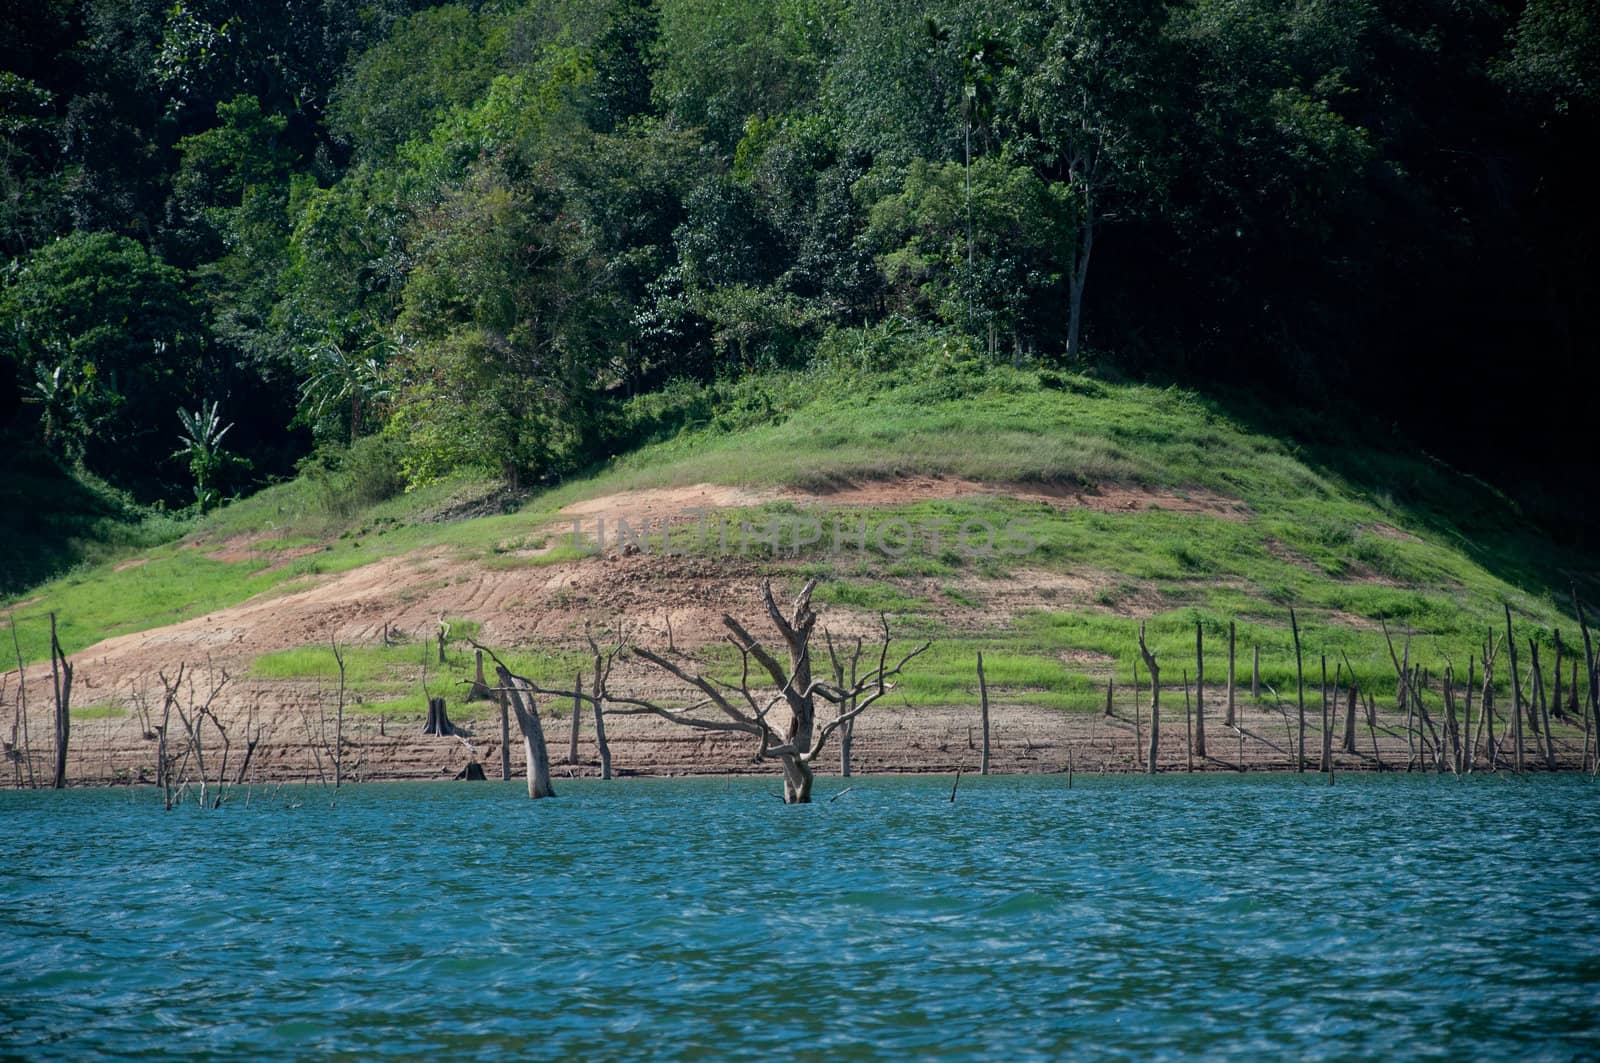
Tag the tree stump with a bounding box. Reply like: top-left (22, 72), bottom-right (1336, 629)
top-left (422, 697), bottom-right (461, 736)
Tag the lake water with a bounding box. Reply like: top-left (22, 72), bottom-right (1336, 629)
top-left (3, 774), bottom-right (1599, 1059)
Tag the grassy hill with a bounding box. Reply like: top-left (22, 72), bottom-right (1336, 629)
top-left (4, 347), bottom-right (1594, 727)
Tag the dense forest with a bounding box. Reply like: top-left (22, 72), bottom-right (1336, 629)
top-left (2, 0), bottom-right (1594, 540)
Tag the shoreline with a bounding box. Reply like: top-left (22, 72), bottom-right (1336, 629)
top-left (7, 698), bottom-right (1591, 789)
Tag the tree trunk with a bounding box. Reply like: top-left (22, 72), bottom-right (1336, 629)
top-left (1506, 605), bottom-right (1524, 772)
top-left (978, 651), bottom-right (991, 776)
top-left (1343, 678), bottom-right (1359, 754)
top-left (49, 613), bottom-right (71, 789)
top-left (1182, 670), bottom-right (1193, 772)
top-left (468, 649), bottom-right (492, 701)
top-left (1481, 636), bottom-right (1498, 770)
top-left (1532, 639), bottom-right (1556, 769)
top-left (499, 690), bottom-right (512, 780)
top-left (1553, 634), bottom-right (1565, 720)
top-left (1290, 608), bottom-right (1305, 772)
top-left (568, 672), bottom-right (582, 765)
top-left (1194, 621), bottom-right (1206, 758)
top-left (839, 717), bottom-right (853, 777)
top-left (1319, 656), bottom-right (1332, 774)
top-left (592, 688), bottom-right (612, 781)
top-left (1065, 197), bottom-right (1094, 360)
top-left (1137, 623), bottom-right (1159, 775)
top-left (496, 667), bottom-right (554, 799)
top-left (422, 697), bottom-right (459, 736)
top-left (781, 755), bottom-right (813, 803)
top-left (1575, 590), bottom-right (1600, 770)
top-left (1226, 621), bottom-right (1236, 728)
top-left (1133, 656), bottom-right (1143, 770)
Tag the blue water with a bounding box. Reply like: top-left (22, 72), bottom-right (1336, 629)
top-left (3, 775), bottom-right (1599, 1059)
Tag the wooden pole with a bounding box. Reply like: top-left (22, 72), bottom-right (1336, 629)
top-left (1104, 677), bottom-right (1114, 718)
top-left (977, 652), bottom-right (991, 775)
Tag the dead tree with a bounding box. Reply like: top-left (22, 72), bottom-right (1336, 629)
top-left (512, 625), bottom-right (620, 781)
top-left (422, 697), bottom-right (463, 736)
top-left (583, 625), bottom-right (619, 780)
top-left (1182, 670), bottom-right (1193, 772)
top-left (1290, 608), bottom-right (1305, 772)
top-left (1506, 605), bottom-right (1525, 772)
top-left (1194, 621), bottom-right (1206, 758)
top-left (162, 664), bottom-right (234, 809)
top-left (331, 641), bottom-right (348, 789)
top-left (1553, 633), bottom-right (1566, 722)
top-left (1342, 672), bottom-right (1359, 755)
top-left (468, 649), bottom-right (493, 701)
top-left (470, 644), bottom-right (555, 799)
top-left (977, 651), bottom-right (991, 775)
top-left (1137, 622), bottom-right (1160, 775)
top-left (1443, 667), bottom-right (1462, 774)
top-left (1479, 632), bottom-right (1500, 769)
top-left (568, 673), bottom-right (582, 765)
top-left (1382, 620), bottom-right (1415, 771)
top-left (825, 632), bottom-right (865, 777)
top-left (8, 613), bottom-right (35, 788)
top-left (1531, 639), bottom-right (1556, 769)
top-left (592, 680), bottom-right (612, 781)
top-left (612, 579), bottom-right (927, 803)
top-left (1132, 655), bottom-right (1143, 770)
top-left (1226, 620), bottom-right (1237, 728)
top-left (498, 684), bottom-right (512, 781)
top-left (49, 613), bottom-right (72, 789)
top-left (1575, 589), bottom-right (1600, 774)
top-left (1319, 655), bottom-right (1332, 773)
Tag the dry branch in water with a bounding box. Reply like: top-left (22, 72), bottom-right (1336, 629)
top-left (613, 578), bottom-right (928, 803)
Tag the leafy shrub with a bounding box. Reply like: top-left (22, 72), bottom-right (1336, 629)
top-left (299, 435), bottom-right (407, 520)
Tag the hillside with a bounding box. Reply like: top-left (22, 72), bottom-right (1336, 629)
top-left (4, 357), bottom-right (1594, 783)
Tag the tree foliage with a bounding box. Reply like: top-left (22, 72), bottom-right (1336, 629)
top-left (1, 0), bottom-right (1593, 528)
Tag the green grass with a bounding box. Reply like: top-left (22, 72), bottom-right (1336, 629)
top-left (4, 358), bottom-right (1594, 712)
top-left (247, 640), bottom-right (587, 704)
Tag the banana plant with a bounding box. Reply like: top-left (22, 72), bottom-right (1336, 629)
top-left (173, 399), bottom-right (241, 512)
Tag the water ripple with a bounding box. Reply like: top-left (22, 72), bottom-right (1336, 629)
top-left (3, 774), bottom-right (1599, 1059)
